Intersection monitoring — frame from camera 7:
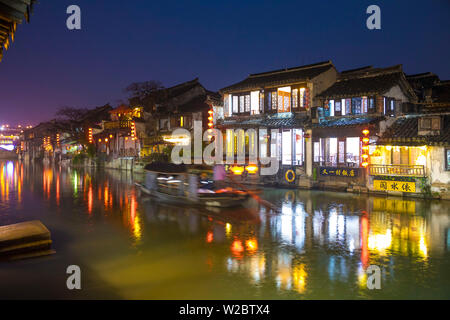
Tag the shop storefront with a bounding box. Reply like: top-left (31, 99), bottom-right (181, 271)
top-left (311, 117), bottom-right (381, 190)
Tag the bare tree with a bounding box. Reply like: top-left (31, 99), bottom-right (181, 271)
top-left (55, 106), bottom-right (89, 121)
top-left (124, 80), bottom-right (164, 100)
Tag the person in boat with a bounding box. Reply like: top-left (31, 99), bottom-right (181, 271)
top-left (213, 164), bottom-right (227, 190)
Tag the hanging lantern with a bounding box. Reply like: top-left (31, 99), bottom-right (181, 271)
top-left (88, 128), bottom-right (93, 143)
top-left (361, 128), bottom-right (370, 168)
top-left (131, 121), bottom-right (136, 140)
top-left (207, 108), bottom-right (214, 140)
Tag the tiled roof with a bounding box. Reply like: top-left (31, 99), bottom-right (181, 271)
top-left (217, 114), bottom-right (310, 129)
top-left (405, 72), bottom-right (450, 106)
top-left (150, 79), bottom-right (221, 113)
top-left (406, 72), bottom-right (440, 90)
top-left (317, 65), bottom-right (415, 99)
top-left (220, 61), bottom-right (334, 93)
top-left (0, 0), bottom-right (37, 62)
top-left (314, 115), bottom-right (384, 128)
top-left (261, 116), bottom-right (310, 128)
top-left (176, 95), bottom-right (210, 113)
top-left (109, 104), bottom-right (131, 114)
top-left (432, 81), bottom-right (450, 105)
top-left (218, 116), bottom-right (263, 128)
top-left (377, 115), bottom-right (450, 146)
top-left (164, 78), bottom-right (201, 98)
top-left (206, 90), bottom-right (223, 106)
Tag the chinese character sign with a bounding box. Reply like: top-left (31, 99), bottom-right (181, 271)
top-left (319, 167), bottom-right (359, 177)
top-left (373, 180), bottom-right (415, 193)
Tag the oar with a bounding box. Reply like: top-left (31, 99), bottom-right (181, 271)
top-left (228, 175), bottom-right (281, 214)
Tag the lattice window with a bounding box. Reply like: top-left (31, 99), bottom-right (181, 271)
top-left (292, 89), bottom-right (298, 109)
top-left (245, 95), bottom-right (250, 112)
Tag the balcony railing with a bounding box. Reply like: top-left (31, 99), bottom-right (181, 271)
top-left (104, 120), bottom-right (132, 130)
top-left (369, 164), bottom-right (425, 177)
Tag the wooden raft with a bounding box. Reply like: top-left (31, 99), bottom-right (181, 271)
top-left (0, 220), bottom-right (55, 261)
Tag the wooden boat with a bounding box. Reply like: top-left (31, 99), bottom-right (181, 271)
top-left (0, 220), bottom-right (55, 261)
top-left (136, 163), bottom-right (250, 208)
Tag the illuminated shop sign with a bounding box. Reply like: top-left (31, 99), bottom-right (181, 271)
top-left (373, 180), bottom-right (416, 193)
top-left (319, 167), bottom-right (359, 177)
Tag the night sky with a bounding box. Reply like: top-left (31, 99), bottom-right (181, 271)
top-left (0, 0), bottom-right (449, 126)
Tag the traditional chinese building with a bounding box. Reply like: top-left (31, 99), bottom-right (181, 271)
top-left (313, 65), bottom-right (417, 192)
top-left (141, 78), bottom-right (222, 157)
top-left (94, 104), bottom-right (144, 159)
top-left (369, 73), bottom-right (450, 199)
top-left (20, 105), bottom-right (112, 164)
top-left (218, 61), bottom-right (338, 185)
top-left (20, 120), bottom-right (69, 162)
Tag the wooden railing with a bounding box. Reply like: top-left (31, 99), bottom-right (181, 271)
top-left (369, 164), bottom-right (425, 177)
top-left (104, 120), bottom-right (132, 130)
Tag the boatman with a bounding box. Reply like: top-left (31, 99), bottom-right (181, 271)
top-left (213, 164), bottom-right (227, 190)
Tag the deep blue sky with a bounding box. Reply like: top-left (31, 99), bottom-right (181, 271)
top-left (0, 0), bottom-right (449, 125)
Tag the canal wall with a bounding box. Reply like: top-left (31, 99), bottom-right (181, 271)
top-left (234, 172), bottom-right (449, 201)
top-left (0, 149), bottom-right (17, 159)
top-left (60, 156), bottom-right (147, 173)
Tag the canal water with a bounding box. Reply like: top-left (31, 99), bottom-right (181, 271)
top-left (0, 160), bottom-right (449, 299)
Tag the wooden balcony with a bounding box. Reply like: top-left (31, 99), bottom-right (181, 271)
top-left (369, 164), bottom-right (425, 177)
top-left (104, 120), bottom-right (132, 130)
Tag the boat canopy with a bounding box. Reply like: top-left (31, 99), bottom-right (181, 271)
top-left (144, 162), bottom-right (187, 174)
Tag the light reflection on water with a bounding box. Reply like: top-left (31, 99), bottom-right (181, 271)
top-left (0, 160), bottom-right (449, 299)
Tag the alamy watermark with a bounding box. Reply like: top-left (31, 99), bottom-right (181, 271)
top-left (366, 265), bottom-right (381, 290)
top-left (66, 5), bottom-right (81, 30)
top-left (366, 5), bottom-right (381, 30)
top-left (66, 265), bottom-right (81, 290)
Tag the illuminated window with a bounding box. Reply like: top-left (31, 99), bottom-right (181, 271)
top-left (247, 129), bottom-right (257, 158)
top-left (384, 97), bottom-right (396, 116)
top-left (345, 99), bottom-right (351, 115)
top-left (282, 129), bottom-right (292, 165)
top-left (313, 141), bottom-right (320, 162)
top-left (341, 99), bottom-right (346, 115)
top-left (352, 98), bottom-right (362, 114)
top-left (362, 97), bottom-right (368, 113)
top-left (277, 87), bottom-right (291, 113)
top-left (346, 137), bottom-right (360, 166)
top-left (299, 88), bottom-right (306, 108)
top-left (270, 130), bottom-right (278, 159)
top-left (338, 141), bottom-right (345, 163)
top-left (250, 91), bottom-right (260, 115)
top-left (259, 92), bottom-right (264, 113)
top-left (292, 89), bottom-right (298, 109)
top-left (239, 96), bottom-right (245, 113)
top-left (328, 138), bottom-right (338, 166)
top-left (225, 94), bottom-right (231, 116)
top-left (244, 95), bottom-right (251, 112)
top-left (259, 128), bottom-right (268, 158)
top-left (335, 100), bottom-right (341, 116)
top-left (271, 91), bottom-right (278, 111)
top-left (226, 129), bottom-right (234, 158)
top-left (233, 95), bottom-right (238, 114)
top-left (294, 129), bottom-right (303, 165)
top-left (329, 100), bottom-right (335, 117)
top-left (233, 130), bottom-right (245, 156)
